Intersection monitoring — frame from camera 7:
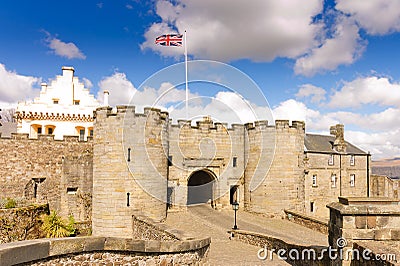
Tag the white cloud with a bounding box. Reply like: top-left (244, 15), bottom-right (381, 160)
top-left (97, 72), bottom-right (136, 106)
top-left (0, 64), bottom-right (40, 106)
top-left (294, 15), bottom-right (366, 76)
top-left (296, 84), bottom-right (326, 103)
top-left (336, 0), bottom-right (400, 35)
top-left (329, 76), bottom-right (400, 108)
top-left (97, 72), bottom-right (198, 110)
top-left (82, 78), bottom-right (93, 89)
top-left (272, 98), bottom-right (400, 159)
top-left (44, 32), bottom-right (86, 60)
top-left (142, 0), bottom-right (324, 62)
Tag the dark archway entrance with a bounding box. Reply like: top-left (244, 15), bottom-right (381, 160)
top-left (187, 170), bottom-right (216, 206)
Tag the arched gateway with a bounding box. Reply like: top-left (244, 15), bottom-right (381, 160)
top-left (187, 169), bottom-right (216, 207)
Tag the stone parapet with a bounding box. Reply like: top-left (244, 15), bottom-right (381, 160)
top-left (327, 197), bottom-right (400, 265)
top-left (0, 236), bottom-right (210, 266)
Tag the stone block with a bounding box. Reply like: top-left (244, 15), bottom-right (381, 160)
top-left (376, 216), bottom-right (389, 228)
top-left (366, 216), bottom-right (376, 229)
top-left (355, 216), bottom-right (367, 229)
top-left (0, 239), bottom-right (50, 266)
top-left (144, 240), bottom-right (162, 252)
top-left (374, 229), bottom-right (392, 240)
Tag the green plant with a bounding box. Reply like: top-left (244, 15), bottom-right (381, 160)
top-left (41, 211), bottom-right (76, 238)
top-left (4, 198), bottom-right (17, 209)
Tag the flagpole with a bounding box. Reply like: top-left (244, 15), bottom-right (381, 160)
top-left (184, 30), bottom-right (188, 120)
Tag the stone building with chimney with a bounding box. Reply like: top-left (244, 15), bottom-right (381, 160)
top-left (14, 66), bottom-right (100, 140)
top-left (0, 67), bottom-right (372, 237)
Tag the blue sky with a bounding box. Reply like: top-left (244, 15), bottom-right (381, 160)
top-left (1, 0), bottom-right (400, 159)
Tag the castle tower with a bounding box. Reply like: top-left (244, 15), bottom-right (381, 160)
top-left (92, 106), bottom-right (169, 237)
top-left (244, 120), bottom-right (306, 214)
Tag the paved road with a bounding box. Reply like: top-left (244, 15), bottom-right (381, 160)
top-left (165, 205), bottom-right (327, 265)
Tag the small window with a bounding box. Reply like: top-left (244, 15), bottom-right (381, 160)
top-left (48, 128), bottom-right (53, 135)
top-left (312, 175), bottom-right (317, 187)
top-left (37, 127), bottom-right (42, 134)
top-left (127, 148), bottom-right (131, 162)
top-left (350, 174), bottom-right (355, 187)
top-left (310, 202), bottom-right (315, 212)
top-left (233, 157), bottom-right (237, 167)
top-left (168, 155), bottom-right (173, 166)
top-left (331, 174), bottom-right (336, 188)
top-left (79, 129), bottom-right (85, 141)
top-left (67, 187), bottom-right (78, 195)
top-left (53, 100), bottom-right (59, 104)
top-left (230, 185), bottom-right (239, 204)
top-left (89, 129), bottom-right (94, 137)
top-left (328, 154), bottom-right (334, 165)
top-left (74, 100), bottom-right (80, 105)
top-left (350, 155), bottom-right (355, 166)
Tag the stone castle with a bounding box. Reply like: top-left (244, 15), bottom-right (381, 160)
top-left (0, 67), bottom-right (371, 238)
top-left (0, 106), bottom-right (370, 237)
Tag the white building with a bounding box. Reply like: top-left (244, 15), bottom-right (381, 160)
top-left (15, 66), bottom-right (104, 140)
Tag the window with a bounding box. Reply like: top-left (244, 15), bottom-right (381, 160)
top-left (310, 202), bottom-right (315, 212)
top-left (53, 99), bottom-right (59, 104)
top-left (127, 148), bottom-right (131, 162)
top-left (37, 127), bottom-right (42, 134)
top-left (312, 175), bottom-right (317, 187)
top-left (79, 129), bottom-right (85, 141)
top-left (89, 129), bottom-right (94, 137)
top-left (168, 155), bottom-right (173, 166)
top-left (328, 154), bottom-right (334, 165)
top-left (331, 174), bottom-right (336, 188)
top-left (48, 128), bottom-right (53, 135)
top-left (127, 192), bottom-right (130, 207)
top-left (350, 155), bottom-right (355, 166)
top-left (230, 185), bottom-right (239, 204)
top-left (74, 100), bottom-right (80, 105)
top-left (350, 174), bottom-right (355, 187)
top-left (233, 157), bottom-right (237, 167)
top-left (67, 187), bottom-right (78, 195)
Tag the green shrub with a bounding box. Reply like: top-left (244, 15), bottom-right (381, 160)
top-left (41, 211), bottom-right (76, 238)
top-left (4, 198), bottom-right (17, 209)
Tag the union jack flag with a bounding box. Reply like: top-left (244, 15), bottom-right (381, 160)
top-left (155, 34), bottom-right (183, 46)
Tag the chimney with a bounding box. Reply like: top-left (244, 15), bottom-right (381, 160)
top-left (62, 66), bottom-right (75, 80)
top-left (103, 90), bottom-right (110, 106)
top-left (330, 124), bottom-right (347, 153)
top-left (40, 83), bottom-right (48, 92)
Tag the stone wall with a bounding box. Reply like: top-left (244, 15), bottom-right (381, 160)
top-left (0, 236), bottom-right (210, 266)
top-left (284, 209), bottom-right (328, 234)
top-left (0, 204), bottom-right (49, 244)
top-left (0, 133), bottom-right (92, 220)
top-left (245, 120), bottom-right (305, 215)
top-left (92, 106), bottom-right (169, 237)
top-left (327, 197), bottom-right (400, 266)
top-left (370, 174), bottom-right (399, 198)
top-left (168, 118), bottom-right (246, 208)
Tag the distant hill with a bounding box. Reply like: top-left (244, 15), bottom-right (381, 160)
top-left (372, 158), bottom-right (400, 179)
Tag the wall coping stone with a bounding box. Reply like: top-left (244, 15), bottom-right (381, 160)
top-left (327, 202), bottom-right (400, 215)
top-left (338, 196), bottom-right (400, 206)
top-left (0, 236), bottom-right (210, 266)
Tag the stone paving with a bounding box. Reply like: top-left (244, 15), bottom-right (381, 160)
top-left (165, 205), bottom-right (328, 265)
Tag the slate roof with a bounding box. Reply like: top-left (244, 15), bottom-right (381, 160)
top-left (304, 133), bottom-right (367, 155)
top-left (0, 122), bottom-right (17, 138)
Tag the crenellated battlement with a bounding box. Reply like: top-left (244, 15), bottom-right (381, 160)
top-left (94, 105), bottom-right (169, 122)
top-left (0, 132), bottom-right (92, 143)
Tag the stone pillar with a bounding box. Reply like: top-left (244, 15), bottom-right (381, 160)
top-left (327, 197), bottom-right (400, 265)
